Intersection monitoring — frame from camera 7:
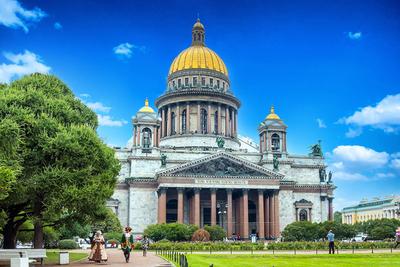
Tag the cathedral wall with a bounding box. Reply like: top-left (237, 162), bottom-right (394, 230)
top-left (130, 159), bottom-right (161, 177)
top-left (129, 187), bottom-right (158, 234)
top-left (279, 190), bottom-right (295, 231)
top-left (112, 188), bottom-right (129, 227)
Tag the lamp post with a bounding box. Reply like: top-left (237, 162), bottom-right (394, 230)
top-left (217, 201), bottom-right (227, 228)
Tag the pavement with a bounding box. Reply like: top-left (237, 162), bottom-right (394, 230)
top-left (47, 249), bottom-right (172, 267)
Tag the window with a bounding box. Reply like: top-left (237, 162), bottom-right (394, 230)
top-left (271, 133), bottom-right (280, 151)
top-left (193, 77), bottom-right (197, 86)
top-left (172, 80), bottom-right (176, 87)
top-left (185, 78), bottom-right (189, 86)
top-left (178, 79), bottom-right (181, 87)
top-left (299, 209), bottom-right (308, 221)
top-left (201, 77), bottom-right (206, 86)
top-left (142, 128), bottom-right (152, 148)
top-left (214, 111), bottom-right (218, 134)
top-left (222, 82), bottom-right (225, 90)
top-left (171, 112), bottom-right (176, 135)
top-left (200, 108), bottom-right (208, 134)
top-left (217, 80), bottom-right (220, 88)
top-left (210, 78), bottom-right (213, 87)
top-left (181, 109), bottom-right (187, 133)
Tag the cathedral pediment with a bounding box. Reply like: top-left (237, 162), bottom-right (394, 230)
top-left (157, 152), bottom-right (283, 179)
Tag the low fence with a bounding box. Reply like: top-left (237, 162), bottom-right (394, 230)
top-left (156, 249), bottom-right (189, 267)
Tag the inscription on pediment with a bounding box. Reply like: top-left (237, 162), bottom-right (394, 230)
top-left (174, 158), bottom-right (266, 177)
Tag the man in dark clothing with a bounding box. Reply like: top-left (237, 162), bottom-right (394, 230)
top-left (327, 230), bottom-right (335, 254)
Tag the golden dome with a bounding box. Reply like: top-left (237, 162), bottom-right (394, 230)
top-left (169, 46), bottom-right (228, 76)
top-left (138, 98), bottom-right (155, 113)
top-left (266, 106), bottom-right (281, 120)
top-left (168, 19), bottom-right (228, 76)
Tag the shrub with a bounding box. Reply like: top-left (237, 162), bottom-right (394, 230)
top-left (58, 239), bottom-right (78, 249)
top-left (144, 223), bottom-right (198, 242)
top-left (204, 225), bottom-right (226, 241)
top-left (104, 231), bottom-right (121, 241)
top-left (192, 229), bottom-right (210, 242)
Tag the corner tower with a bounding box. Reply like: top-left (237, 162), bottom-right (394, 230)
top-left (258, 106), bottom-right (288, 157)
top-left (155, 19), bottom-right (241, 149)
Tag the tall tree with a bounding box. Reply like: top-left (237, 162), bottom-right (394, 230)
top-left (0, 74), bottom-right (120, 248)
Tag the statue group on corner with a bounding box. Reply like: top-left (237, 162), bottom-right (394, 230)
top-left (216, 136), bottom-right (225, 148)
top-left (309, 140), bottom-right (323, 157)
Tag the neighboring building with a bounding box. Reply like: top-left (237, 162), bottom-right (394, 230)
top-left (342, 196), bottom-right (400, 224)
top-left (109, 19), bottom-right (335, 239)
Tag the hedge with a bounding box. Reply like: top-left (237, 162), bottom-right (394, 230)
top-left (142, 241), bottom-right (396, 251)
top-left (58, 239), bottom-right (78, 249)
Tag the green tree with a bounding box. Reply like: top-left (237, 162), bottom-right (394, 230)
top-left (0, 74), bottom-right (120, 248)
top-left (281, 221), bottom-right (320, 241)
top-left (204, 225), bottom-right (226, 241)
top-left (334, 211), bottom-right (342, 223)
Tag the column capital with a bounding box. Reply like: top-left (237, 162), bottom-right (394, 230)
top-left (194, 188), bottom-right (201, 194)
top-left (210, 188), bottom-right (218, 193)
top-left (242, 188), bottom-right (249, 193)
top-left (158, 187), bottom-right (168, 194)
top-left (226, 188), bottom-right (233, 194)
top-left (258, 189), bottom-right (265, 194)
top-left (177, 187), bottom-right (185, 193)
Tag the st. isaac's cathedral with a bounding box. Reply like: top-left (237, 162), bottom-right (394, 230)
top-left (108, 19), bottom-right (335, 239)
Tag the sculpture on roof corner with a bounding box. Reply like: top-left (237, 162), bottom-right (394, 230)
top-left (216, 136), bottom-right (225, 148)
top-left (273, 154), bottom-right (279, 171)
top-left (309, 140), bottom-right (323, 157)
top-left (328, 171), bottom-right (333, 184)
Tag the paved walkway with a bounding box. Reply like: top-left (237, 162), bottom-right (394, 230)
top-left (47, 249), bottom-right (171, 267)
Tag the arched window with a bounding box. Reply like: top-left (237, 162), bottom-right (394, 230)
top-left (142, 128), bottom-right (152, 148)
top-left (181, 109), bottom-right (187, 133)
top-left (200, 108), bottom-right (207, 134)
top-left (271, 133), bottom-right (280, 151)
top-left (171, 112), bottom-right (176, 135)
top-left (299, 209), bottom-right (308, 221)
top-left (214, 111), bottom-right (218, 134)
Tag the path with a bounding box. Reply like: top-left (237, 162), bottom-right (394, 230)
top-left (47, 249), bottom-right (171, 267)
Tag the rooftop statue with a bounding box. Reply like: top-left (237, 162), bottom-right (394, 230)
top-left (273, 154), bottom-right (279, 171)
top-left (160, 154), bottom-right (167, 166)
top-left (216, 136), bottom-right (225, 148)
top-left (309, 140), bottom-right (323, 157)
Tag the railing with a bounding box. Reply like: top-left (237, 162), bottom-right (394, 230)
top-left (156, 249), bottom-right (189, 267)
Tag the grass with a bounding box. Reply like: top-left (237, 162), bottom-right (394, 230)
top-left (44, 251), bottom-right (88, 265)
top-left (185, 254), bottom-right (400, 267)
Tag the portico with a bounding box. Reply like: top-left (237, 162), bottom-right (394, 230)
top-left (155, 152), bottom-right (283, 239)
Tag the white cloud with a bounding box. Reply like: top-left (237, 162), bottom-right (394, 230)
top-left (113, 42), bottom-right (145, 59)
top-left (391, 159), bottom-right (400, 170)
top-left (54, 22), bottom-right (62, 30)
top-left (80, 93), bottom-right (91, 98)
top-left (86, 102), bottom-right (111, 113)
top-left (97, 114), bottom-right (127, 127)
top-left (334, 171), bottom-right (367, 181)
top-left (376, 172), bottom-right (395, 178)
top-left (316, 118), bottom-right (326, 128)
top-left (113, 43), bottom-right (134, 58)
top-left (0, 50), bottom-right (51, 83)
top-left (0, 0), bottom-right (46, 32)
top-left (345, 127), bottom-right (362, 138)
top-left (340, 94), bottom-right (400, 135)
top-left (333, 145), bottom-right (389, 167)
top-left (347, 32), bottom-right (362, 40)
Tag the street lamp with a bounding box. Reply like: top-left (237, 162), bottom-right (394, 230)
top-left (217, 201), bottom-right (228, 228)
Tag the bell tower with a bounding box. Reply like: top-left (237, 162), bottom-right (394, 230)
top-left (258, 106), bottom-right (287, 157)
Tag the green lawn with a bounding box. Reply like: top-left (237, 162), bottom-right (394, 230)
top-left (45, 251), bottom-right (88, 265)
top-left (186, 254), bottom-right (400, 267)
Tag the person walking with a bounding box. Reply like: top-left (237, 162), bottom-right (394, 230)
top-left (327, 230), bottom-right (335, 254)
top-left (394, 227), bottom-right (400, 249)
top-left (141, 235), bottom-right (150, 257)
top-left (121, 226), bottom-right (135, 263)
top-left (89, 231), bottom-right (108, 263)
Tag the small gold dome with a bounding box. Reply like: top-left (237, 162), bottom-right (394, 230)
top-left (168, 19), bottom-right (228, 76)
top-left (266, 106), bottom-right (281, 120)
top-left (138, 98), bottom-right (155, 113)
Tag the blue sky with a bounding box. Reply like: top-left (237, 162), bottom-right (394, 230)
top-left (1, 0), bottom-right (399, 211)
